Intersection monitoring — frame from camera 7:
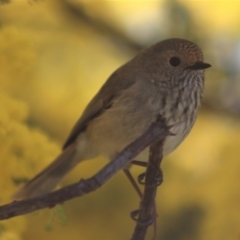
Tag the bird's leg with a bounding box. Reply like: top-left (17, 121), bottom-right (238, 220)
top-left (123, 168), bottom-right (144, 222)
top-left (125, 159), bottom-right (162, 233)
top-left (131, 160), bottom-right (148, 167)
top-left (123, 168), bottom-right (142, 199)
top-left (132, 160), bottom-right (163, 186)
top-left (131, 160), bottom-right (148, 185)
top-left (123, 160), bottom-right (147, 220)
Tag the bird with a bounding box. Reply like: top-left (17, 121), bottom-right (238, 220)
top-left (13, 38), bottom-right (211, 199)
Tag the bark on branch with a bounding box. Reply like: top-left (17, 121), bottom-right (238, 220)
top-left (131, 117), bottom-right (166, 240)
top-left (0, 117), bottom-right (171, 240)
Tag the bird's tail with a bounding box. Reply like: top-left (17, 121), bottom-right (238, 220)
top-left (13, 144), bottom-right (80, 199)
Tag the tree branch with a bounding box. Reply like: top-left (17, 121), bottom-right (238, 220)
top-left (0, 117), bottom-right (171, 222)
top-left (131, 118), bottom-right (166, 240)
top-left (59, 0), bottom-right (142, 52)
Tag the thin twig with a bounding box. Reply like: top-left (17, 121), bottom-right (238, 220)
top-left (131, 116), bottom-right (167, 240)
top-left (0, 119), bottom-right (170, 221)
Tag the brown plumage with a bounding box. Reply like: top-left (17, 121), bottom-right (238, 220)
top-left (13, 38), bottom-right (211, 199)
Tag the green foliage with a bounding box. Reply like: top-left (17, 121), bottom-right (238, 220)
top-left (44, 206), bottom-right (68, 232)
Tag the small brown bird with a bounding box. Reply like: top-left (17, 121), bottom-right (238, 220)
top-left (13, 38), bottom-right (211, 199)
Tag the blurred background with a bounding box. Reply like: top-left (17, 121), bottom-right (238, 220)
top-left (0, 0), bottom-right (240, 240)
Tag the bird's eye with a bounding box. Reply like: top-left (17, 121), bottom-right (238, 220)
top-left (169, 57), bottom-right (181, 67)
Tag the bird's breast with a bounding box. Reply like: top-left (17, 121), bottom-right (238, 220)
top-left (86, 78), bottom-right (202, 160)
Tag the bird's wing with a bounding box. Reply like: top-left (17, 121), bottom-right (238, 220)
top-left (62, 64), bottom-right (137, 149)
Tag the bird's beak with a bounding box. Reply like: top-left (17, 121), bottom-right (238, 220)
top-left (186, 61), bottom-right (211, 70)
